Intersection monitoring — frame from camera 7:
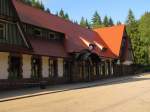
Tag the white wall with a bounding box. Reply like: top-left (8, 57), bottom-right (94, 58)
top-left (22, 54), bottom-right (32, 78)
top-left (42, 56), bottom-right (49, 78)
top-left (0, 52), bottom-right (9, 79)
top-left (58, 58), bottom-right (64, 78)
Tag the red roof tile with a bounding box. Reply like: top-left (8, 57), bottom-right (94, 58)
top-left (12, 0), bottom-right (125, 59)
top-left (29, 38), bottom-right (67, 57)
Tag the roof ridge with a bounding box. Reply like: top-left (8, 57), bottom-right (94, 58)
top-left (93, 24), bottom-right (125, 31)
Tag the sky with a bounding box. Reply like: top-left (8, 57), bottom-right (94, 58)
top-left (40, 0), bottom-right (150, 23)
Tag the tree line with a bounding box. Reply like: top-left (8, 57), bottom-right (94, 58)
top-left (20, 0), bottom-right (150, 65)
top-left (20, 0), bottom-right (118, 28)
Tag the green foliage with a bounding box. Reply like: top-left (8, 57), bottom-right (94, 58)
top-left (117, 21), bottom-right (122, 25)
top-left (103, 16), bottom-right (109, 27)
top-left (126, 9), bottom-right (148, 65)
top-left (80, 17), bottom-right (86, 27)
top-left (21, 0), bottom-right (45, 10)
top-left (80, 17), bottom-right (90, 29)
top-left (46, 8), bottom-right (51, 13)
top-left (139, 12), bottom-right (150, 64)
top-left (108, 17), bottom-right (114, 26)
top-left (58, 9), bottom-right (70, 20)
top-left (92, 11), bottom-right (102, 28)
top-left (126, 9), bottom-right (136, 24)
top-left (64, 13), bottom-right (70, 20)
top-left (59, 9), bottom-right (65, 18)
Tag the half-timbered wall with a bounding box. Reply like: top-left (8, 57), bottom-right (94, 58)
top-left (0, 0), bottom-right (17, 19)
top-left (0, 20), bottom-right (26, 46)
top-left (23, 23), bottom-right (65, 41)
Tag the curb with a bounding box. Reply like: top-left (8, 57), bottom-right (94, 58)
top-left (0, 76), bottom-right (133, 102)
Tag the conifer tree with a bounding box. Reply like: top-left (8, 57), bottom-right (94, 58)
top-left (80, 17), bottom-right (86, 27)
top-left (103, 16), bottom-right (109, 27)
top-left (92, 11), bottom-right (102, 28)
top-left (108, 17), bottom-right (114, 26)
top-left (64, 13), bottom-right (70, 20)
top-left (126, 9), bottom-right (146, 64)
top-left (46, 8), bottom-right (51, 13)
top-left (59, 9), bottom-right (65, 18)
top-left (139, 12), bottom-right (150, 64)
top-left (85, 19), bottom-right (91, 29)
top-left (21, 0), bottom-right (45, 10)
top-left (116, 21), bottom-right (122, 25)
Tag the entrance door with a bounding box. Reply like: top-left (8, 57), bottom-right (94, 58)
top-left (31, 57), bottom-right (42, 79)
top-left (9, 56), bottom-right (22, 79)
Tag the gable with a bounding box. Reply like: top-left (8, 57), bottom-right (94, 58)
top-left (0, 0), bottom-right (31, 49)
top-left (94, 25), bottom-right (125, 57)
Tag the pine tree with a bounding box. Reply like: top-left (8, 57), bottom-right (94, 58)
top-left (103, 16), bottom-right (109, 27)
top-left (59, 9), bottom-right (65, 18)
top-left (46, 8), bottom-right (51, 13)
top-left (116, 21), bottom-right (122, 25)
top-left (64, 13), bottom-right (70, 20)
top-left (55, 12), bottom-right (59, 16)
top-left (92, 11), bottom-right (102, 28)
top-left (80, 17), bottom-right (87, 28)
top-left (126, 9), bottom-right (146, 64)
top-left (108, 17), bottom-right (114, 26)
top-left (21, 0), bottom-right (45, 10)
top-left (74, 21), bottom-right (78, 24)
top-left (126, 9), bottom-right (136, 25)
top-left (139, 12), bottom-right (150, 64)
top-left (85, 19), bottom-right (91, 29)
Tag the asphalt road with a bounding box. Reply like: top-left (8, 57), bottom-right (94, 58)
top-left (0, 74), bottom-right (150, 112)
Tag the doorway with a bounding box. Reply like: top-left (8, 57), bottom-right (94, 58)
top-left (31, 56), bottom-right (42, 80)
top-left (9, 56), bottom-right (22, 79)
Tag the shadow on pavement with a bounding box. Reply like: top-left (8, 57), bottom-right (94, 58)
top-left (0, 73), bottom-right (150, 101)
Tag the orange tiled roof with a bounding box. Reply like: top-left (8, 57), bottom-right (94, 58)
top-left (94, 25), bottom-right (125, 57)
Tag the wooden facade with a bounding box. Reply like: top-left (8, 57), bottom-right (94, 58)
top-left (0, 0), bottom-right (134, 90)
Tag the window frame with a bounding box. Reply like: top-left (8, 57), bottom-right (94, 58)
top-left (0, 22), bottom-right (6, 39)
top-left (48, 32), bottom-right (56, 40)
top-left (33, 28), bottom-right (42, 37)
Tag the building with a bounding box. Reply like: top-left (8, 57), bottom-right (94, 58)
top-left (0, 0), bottom-right (134, 90)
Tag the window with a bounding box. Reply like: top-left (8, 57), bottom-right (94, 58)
top-left (49, 32), bottom-right (56, 40)
top-left (31, 57), bottom-right (42, 79)
top-left (8, 56), bottom-right (22, 80)
top-left (49, 59), bottom-right (57, 77)
top-left (33, 28), bottom-right (41, 37)
top-left (0, 23), bottom-right (5, 39)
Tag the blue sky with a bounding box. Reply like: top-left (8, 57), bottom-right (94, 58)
top-left (40, 0), bottom-right (150, 23)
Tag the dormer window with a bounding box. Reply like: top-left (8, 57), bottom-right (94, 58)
top-left (89, 44), bottom-right (95, 51)
top-left (49, 32), bottom-right (56, 40)
top-left (0, 23), bottom-right (5, 39)
top-left (33, 28), bottom-right (41, 37)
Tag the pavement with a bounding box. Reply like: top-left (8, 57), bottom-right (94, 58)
top-left (0, 73), bottom-right (150, 112)
top-left (0, 73), bottom-right (147, 102)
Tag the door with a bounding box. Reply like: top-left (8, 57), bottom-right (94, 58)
top-left (9, 56), bottom-right (22, 79)
top-left (31, 57), bottom-right (42, 79)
